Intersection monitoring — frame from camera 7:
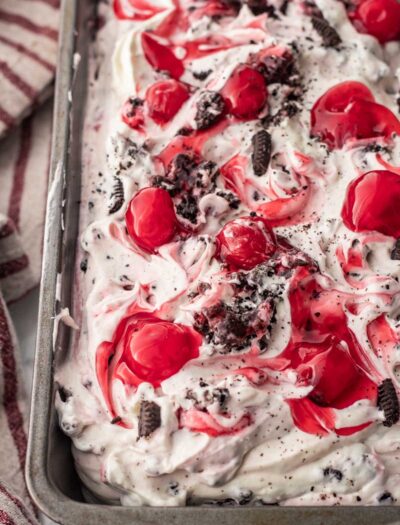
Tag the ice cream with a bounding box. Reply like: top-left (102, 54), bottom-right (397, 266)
top-left (55, 0), bottom-right (400, 507)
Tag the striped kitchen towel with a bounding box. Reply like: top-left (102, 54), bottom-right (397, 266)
top-left (0, 0), bottom-right (59, 139)
top-left (0, 1), bottom-right (60, 523)
top-left (0, 100), bottom-right (53, 302)
top-left (0, 293), bottom-right (39, 524)
top-left (0, 0), bottom-right (59, 302)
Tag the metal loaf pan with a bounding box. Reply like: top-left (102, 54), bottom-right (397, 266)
top-left (25, 0), bottom-right (400, 523)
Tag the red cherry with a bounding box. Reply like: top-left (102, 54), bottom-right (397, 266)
top-left (311, 81), bottom-right (400, 149)
top-left (96, 314), bottom-right (202, 415)
top-left (141, 32), bottom-right (184, 80)
top-left (221, 65), bottom-right (268, 119)
top-left (350, 0), bottom-right (400, 43)
top-left (216, 216), bottom-right (276, 270)
top-left (342, 170), bottom-right (400, 237)
top-left (121, 97), bottom-right (145, 130)
top-left (308, 342), bottom-right (363, 406)
top-left (146, 79), bottom-right (189, 125)
top-left (125, 187), bottom-right (178, 252)
top-left (123, 320), bottom-right (200, 385)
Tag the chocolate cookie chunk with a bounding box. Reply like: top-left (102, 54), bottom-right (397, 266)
top-left (311, 16), bottom-right (342, 48)
top-left (138, 400), bottom-right (161, 438)
top-left (252, 130), bottom-right (272, 176)
top-left (257, 52), bottom-right (295, 85)
top-left (195, 91), bottom-right (225, 130)
top-left (391, 239), bottom-right (400, 260)
top-left (377, 378), bottom-right (399, 427)
top-left (176, 194), bottom-right (199, 224)
top-left (245, 0), bottom-right (273, 15)
top-left (108, 177), bottom-right (124, 214)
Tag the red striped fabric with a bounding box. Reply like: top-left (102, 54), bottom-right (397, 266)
top-left (0, 1), bottom-right (59, 138)
top-left (0, 9), bottom-right (58, 42)
top-left (0, 1), bottom-right (59, 522)
top-left (7, 118), bottom-right (33, 230)
top-left (0, 36), bottom-right (55, 73)
top-left (0, 485), bottom-right (37, 525)
top-left (0, 511), bottom-right (16, 525)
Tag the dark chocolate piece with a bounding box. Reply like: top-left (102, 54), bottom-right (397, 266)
top-left (195, 91), bottom-right (225, 130)
top-left (311, 16), bottom-right (342, 48)
top-left (138, 400), bottom-right (161, 438)
top-left (377, 378), bottom-right (400, 427)
top-left (252, 130), bottom-right (272, 176)
top-left (108, 177), bottom-right (124, 214)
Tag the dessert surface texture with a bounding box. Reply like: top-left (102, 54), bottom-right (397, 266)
top-left (55, 0), bottom-right (400, 506)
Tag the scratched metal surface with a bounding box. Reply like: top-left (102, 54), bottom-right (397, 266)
top-left (25, 1), bottom-right (400, 523)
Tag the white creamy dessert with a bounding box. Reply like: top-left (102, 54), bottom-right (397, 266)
top-left (55, 0), bottom-right (400, 506)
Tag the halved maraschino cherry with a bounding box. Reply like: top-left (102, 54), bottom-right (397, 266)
top-left (122, 97), bottom-right (145, 130)
top-left (216, 216), bottom-right (276, 270)
top-left (125, 187), bottom-right (178, 252)
top-left (349, 0), bottom-right (400, 43)
top-left (292, 338), bottom-right (375, 408)
top-left (221, 65), bottom-right (268, 119)
top-left (342, 170), bottom-right (400, 237)
top-left (146, 79), bottom-right (189, 125)
top-left (121, 319), bottom-right (200, 385)
top-left (284, 268), bottom-right (377, 436)
top-left (311, 81), bottom-right (400, 149)
top-left (96, 313), bottom-right (202, 417)
top-left (141, 32), bottom-right (184, 80)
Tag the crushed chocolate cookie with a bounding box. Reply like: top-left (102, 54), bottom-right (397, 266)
top-left (323, 467), bottom-right (343, 481)
top-left (176, 126), bottom-right (193, 136)
top-left (193, 69), bottom-right (212, 81)
top-left (176, 194), bottom-right (199, 224)
top-left (213, 387), bottom-right (230, 406)
top-left (311, 16), bottom-right (342, 48)
top-left (378, 491), bottom-right (394, 503)
top-left (303, 0), bottom-right (323, 17)
top-left (200, 491), bottom-right (254, 506)
top-left (245, 0), bottom-right (272, 15)
top-left (108, 177), bottom-right (124, 214)
top-left (111, 416), bottom-right (122, 424)
top-left (377, 378), bottom-right (400, 427)
top-left (252, 130), bottom-right (272, 176)
top-left (153, 157), bottom-right (220, 227)
top-left (80, 258), bottom-right (88, 273)
top-left (280, 0), bottom-right (289, 13)
top-left (138, 400), bottom-right (161, 438)
top-left (58, 386), bottom-right (72, 403)
top-left (168, 481), bottom-right (180, 496)
top-left (194, 296), bottom-right (276, 352)
top-left (195, 91), bottom-right (226, 130)
top-left (391, 239), bottom-right (400, 260)
top-left (257, 51), bottom-right (295, 85)
top-left (216, 190), bottom-right (241, 209)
